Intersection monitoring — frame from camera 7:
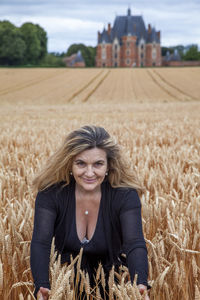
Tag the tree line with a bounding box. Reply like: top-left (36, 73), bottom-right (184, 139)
top-left (0, 21), bottom-right (96, 67)
top-left (0, 21), bottom-right (47, 65)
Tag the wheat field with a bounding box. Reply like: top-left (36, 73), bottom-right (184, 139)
top-left (0, 67), bottom-right (200, 300)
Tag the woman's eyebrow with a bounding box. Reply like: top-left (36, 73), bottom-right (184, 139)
top-left (74, 159), bottom-right (85, 162)
top-left (95, 159), bottom-right (105, 162)
top-left (74, 159), bottom-right (105, 163)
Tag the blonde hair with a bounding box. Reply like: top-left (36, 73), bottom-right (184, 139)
top-left (32, 125), bottom-right (144, 194)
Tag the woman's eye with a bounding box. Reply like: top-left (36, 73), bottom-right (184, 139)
top-left (77, 161), bottom-right (85, 166)
top-left (95, 162), bottom-right (103, 166)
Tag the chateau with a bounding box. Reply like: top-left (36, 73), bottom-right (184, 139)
top-left (96, 8), bottom-right (161, 67)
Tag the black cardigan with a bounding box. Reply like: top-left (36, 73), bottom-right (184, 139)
top-left (30, 179), bottom-right (149, 295)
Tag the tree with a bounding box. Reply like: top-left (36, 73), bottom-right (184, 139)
top-left (66, 44), bottom-right (96, 67)
top-left (40, 53), bottom-right (65, 67)
top-left (35, 24), bottom-right (47, 60)
top-left (20, 22), bottom-right (47, 64)
top-left (183, 45), bottom-right (200, 61)
top-left (0, 21), bottom-right (26, 65)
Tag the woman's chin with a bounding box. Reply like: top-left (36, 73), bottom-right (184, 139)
top-left (77, 180), bottom-right (101, 192)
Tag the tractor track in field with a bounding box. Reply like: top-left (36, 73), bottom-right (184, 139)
top-left (82, 70), bottom-right (111, 102)
top-left (152, 69), bottom-right (198, 101)
top-left (146, 69), bottom-right (182, 101)
top-left (67, 70), bottom-right (110, 103)
top-left (0, 70), bottom-right (67, 96)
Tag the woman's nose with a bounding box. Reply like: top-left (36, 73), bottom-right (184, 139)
top-left (85, 166), bottom-right (94, 176)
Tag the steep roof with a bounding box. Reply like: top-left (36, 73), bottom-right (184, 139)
top-left (164, 49), bottom-right (181, 62)
top-left (74, 50), bottom-right (85, 63)
top-left (99, 28), bottom-right (111, 43)
top-left (98, 8), bottom-right (160, 44)
top-left (146, 27), bottom-right (160, 43)
top-left (111, 14), bottom-right (146, 43)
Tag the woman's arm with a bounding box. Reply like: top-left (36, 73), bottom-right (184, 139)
top-left (30, 192), bottom-right (57, 298)
top-left (119, 190), bottom-right (150, 295)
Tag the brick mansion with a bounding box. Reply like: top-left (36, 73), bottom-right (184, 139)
top-left (96, 8), bottom-right (161, 67)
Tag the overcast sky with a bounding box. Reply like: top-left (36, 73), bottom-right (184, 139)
top-left (1, 0), bottom-right (200, 53)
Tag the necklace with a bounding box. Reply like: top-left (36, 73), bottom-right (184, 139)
top-left (85, 210), bottom-right (89, 215)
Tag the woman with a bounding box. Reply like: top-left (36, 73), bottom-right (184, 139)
top-left (31, 125), bottom-right (150, 299)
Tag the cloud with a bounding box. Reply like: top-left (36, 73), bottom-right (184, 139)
top-left (1, 0), bottom-right (200, 52)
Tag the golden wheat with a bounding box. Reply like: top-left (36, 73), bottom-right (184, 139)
top-left (0, 67), bottom-right (200, 299)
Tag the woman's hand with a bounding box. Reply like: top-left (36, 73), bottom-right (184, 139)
top-left (137, 284), bottom-right (150, 300)
top-left (37, 287), bottom-right (50, 300)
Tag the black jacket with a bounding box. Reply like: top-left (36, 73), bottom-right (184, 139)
top-left (30, 179), bottom-right (149, 296)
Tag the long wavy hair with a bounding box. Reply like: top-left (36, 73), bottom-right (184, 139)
top-left (32, 125), bottom-right (144, 194)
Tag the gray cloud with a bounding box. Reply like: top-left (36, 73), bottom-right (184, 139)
top-left (1, 0), bottom-right (200, 52)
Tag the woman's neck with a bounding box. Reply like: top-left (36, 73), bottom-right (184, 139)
top-left (75, 183), bottom-right (101, 199)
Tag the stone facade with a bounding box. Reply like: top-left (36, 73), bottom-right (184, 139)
top-left (96, 8), bottom-right (161, 67)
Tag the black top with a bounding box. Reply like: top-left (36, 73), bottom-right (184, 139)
top-left (30, 180), bottom-right (149, 296)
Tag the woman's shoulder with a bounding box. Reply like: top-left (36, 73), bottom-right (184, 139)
top-left (35, 181), bottom-right (72, 210)
top-left (108, 184), bottom-right (141, 211)
top-left (108, 184), bottom-right (138, 198)
top-left (38, 181), bottom-right (72, 195)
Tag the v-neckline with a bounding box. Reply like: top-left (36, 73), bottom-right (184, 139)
top-left (73, 185), bottom-right (103, 245)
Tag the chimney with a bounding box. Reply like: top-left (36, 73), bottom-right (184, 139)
top-left (108, 23), bottom-right (111, 35)
top-left (157, 31), bottom-right (161, 41)
top-left (148, 24), bottom-right (152, 34)
top-left (98, 31), bottom-right (101, 41)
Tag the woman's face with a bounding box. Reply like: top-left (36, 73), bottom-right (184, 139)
top-left (72, 147), bottom-right (108, 192)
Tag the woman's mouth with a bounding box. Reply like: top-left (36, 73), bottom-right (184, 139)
top-left (83, 178), bottom-right (97, 183)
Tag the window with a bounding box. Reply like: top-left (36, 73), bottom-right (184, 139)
top-left (115, 62), bottom-right (118, 67)
top-left (152, 48), bottom-right (156, 60)
top-left (141, 44), bottom-right (144, 50)
top-left (126, 59), bottom-right (130, 65)
top-left (115, 44), bottom-right (118, 50)
top-left (141, 53), bottom-right (144, 59)
top-left (127, 41), bottom-right (130, 47)
top-left (115, 52), bottom-right (117, 59)
top-left (126, 50), bottom-right (130, 56)
top-left (102, 48), bottom-right (106, 59)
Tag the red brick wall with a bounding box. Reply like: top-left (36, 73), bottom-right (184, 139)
top-left (96, 44), bottom-right (112, 67)
top-left (162, 60), bottom-right (200, 67)
top-left (106, 44), bottom-right (112, 67)
top-left (120, 36), bottom-right (137, 67)
top-left (145, 44), bottom-right (161, 67)
top-left (146, 44), bottom-right (152, 66)
top-left (96, 37), bottom-right (162, 67)
top-left (156, 44), bottom-right (162, 66)
top-left (74, 62), bottom-right (85, 67)
top-left (96, 45), bottom-right (102, 67)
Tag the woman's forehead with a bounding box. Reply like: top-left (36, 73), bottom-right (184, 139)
top-left (74, 148), bottom-right (107, 161)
